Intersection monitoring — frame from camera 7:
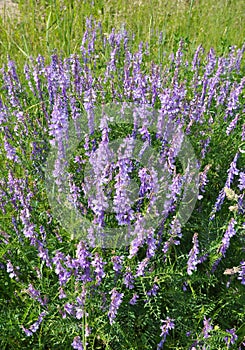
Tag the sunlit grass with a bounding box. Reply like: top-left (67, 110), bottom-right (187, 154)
top-left (0, 0), bottom-right (244, 68)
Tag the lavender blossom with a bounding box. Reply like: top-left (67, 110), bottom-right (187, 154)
top-left (129, 216), bottom-right (146, 258)
top-left (237, 260), bottom-right (245, 285)
top-left (210, 153), bottom-right (239, 219)
top-left (238, 172), bottom-right (245, 191)
top-left (6, 260), bottom-right (19, 280)
top-left (224, 328), bottom-right (238, 348)
top-left (71, 336), bottom-right (84, 350)
top-left (108, 288), bottom-right (124, 325)
top-left (58, 287), bottom-right (67, 299)
top-left (113, 137), bottom-right (135, 225)
top-left (218, 218), bottom-right (236, 256)
top-left (64, 302), bottom-right (74, 317)
top-left (187, 233), bottom-right (199, 275)
top-left (163, 216), bottom-right (182, 254)
top-left (26, 284), bottom-right (46, 306)
top-left (225, 77), bottom-right (245, 120)
top-left (111, 255), bottom-right (124, 273)
top-left (136, 258), bottom-right (149, 277)
top-left (157, 317), bottom-right (175, 349)
top-left (242, 124), bottom-right (245, 141)
top-left (147, 283), bottom-right (159, 297)
top-left (4, 136), bottom-right (19, 162)
top-left (226, 113), bottom-right (240, 135)
top-left (146, 229), bottom-right (157, 258)
top-left (52, 251), bottom-right (72, 286)
top-left (49, 94), bottom-right (69, 146)
top-left (199, 164), bottom-right (211, 192)
top-left (129, 293), bottom-right (139, 305)
top-left (91, 252), bottom-right (106, 285)
top-left (21, 311), bottom-right (47, 337)
top-left (123, 267), bottom-right (135, 289)
top-left (202, 316), bottom-right (213, 338)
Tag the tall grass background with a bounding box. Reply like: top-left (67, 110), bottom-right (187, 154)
top-left (0, 0), bottom-right (245, 67)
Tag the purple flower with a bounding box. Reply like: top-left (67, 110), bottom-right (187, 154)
top-left (129, 293), bottom-right (139, 305)
top-left (113, 145), bottom-right (135, 225)
top-left (37, 243), bottom-right (51, 268)
top-left (136, 258), bottom-right (149, 277)
top-left (163, 216), bottom-right (182, 255)
top-left (212, 218), bottom-right (237, 272)
top-left (242, 124), bottom-right (245, 141)
top-left (210, 153), bottom-right (239, 219)
top-left (52, 251), bottom-right (72, 286)
top-left (225, 77), bottom-right (245, 120)
top-left (123, 267), bottom-right (135, 289)
top-left (58, 287), bottom-right (67, 299)
top-left (146, 229), bottom-right (157, 258)
top-left (218, 218), bottom-right (236, 256)
top-left (129, 216), bottom-right (146, 258)
top-left (147, 283), bottom-right (159, 297)
top-left (49, 94), bottom-right (69, 146)
top-left (226, 113), bottom-right (240, 135)
top-left (226, 153), bottom-right (239, 187)
top-left (75, 241), bottom-right (91, 275)
top-left (157, 317), bottom-right (175, 349)
top-left (6, 260), bottom-right (19, 280)
top-left (199, 164), bottom-right (211, 192)
top-left (4, 136), bottom-right (19, 162)
top-left (224, 328), bottom-right (238, 348)
top-left (211, 257), bottom-right (222, 273)
top-left (71, 336), bottom-right (84, 350)
top-left (21, 311), bottom-right (47, 337)
top-left (111, 255), bottom-right (124, 273)
top-left (108, 288), bottom-right (124, 325)
top-left (25, 284), bottom-right (46, 305)
top-left (202, 316), bottom-right (213, 338)
top-left (238, 172), bottom-right (245, 191)
top-left (64, 302), bottom-right (74, 317)
top-left (237, 260), bottom-right (245, 285)
top-left (76, 285), bottom-right (87, 306)
top-left (187, 233), bottom-right (199, 275)
top-left (91, 252), bottom-right (106, 285)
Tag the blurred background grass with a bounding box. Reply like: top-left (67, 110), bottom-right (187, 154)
top-left (0, 0), bottom-right (244, 68)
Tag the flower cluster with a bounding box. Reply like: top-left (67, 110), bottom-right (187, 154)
top-left (108, 288), bottom-right (124, 325)
top-left (157, 317), bottom-right (175, 349)
top-left (187, 233), bottom-right (199, 275)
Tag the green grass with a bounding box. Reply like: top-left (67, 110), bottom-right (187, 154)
top-left (0, 0), bottom-right (244, 69)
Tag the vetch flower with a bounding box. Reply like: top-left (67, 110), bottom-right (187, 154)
top-left (210, 153), bottom-right (239, 219)
top-left (71, 336), bottom-right (84, 350)
top-left (218, 218), bottom-right (237, 257)
top-left (202, 316), bottom-right (213, 338)
top-left (91, 252), bottom-right (106, 285)
top-left (147, 283), bottom-right (159, 297)
top-left (237, 260), bottom-right (245, 285)
top-left (129, 293), bottom-right (139, 305)
top-left (21, 311), bottom-right (47, 337)
top-left (123, 266), bottom-right (135, 289)
top-left (111, 255), bottom-right (124, 273)
top-left (224, 328), bottom-right (238, 348)
top-left (136, 258), bottom-right (149, 277)
top-left (157, 317), bottom-right (175, 349)
top-left (108, 288), bottom-right (124, 325)
top-left (187, 233), bottom-right (199, 275)
top-left (238, 172), bottom-right (245, 191)
top-left (6, 260), bottom-right (19, 281)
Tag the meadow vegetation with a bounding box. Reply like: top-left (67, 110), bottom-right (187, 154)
top-left (0, 1), bottom-right (244, 349)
